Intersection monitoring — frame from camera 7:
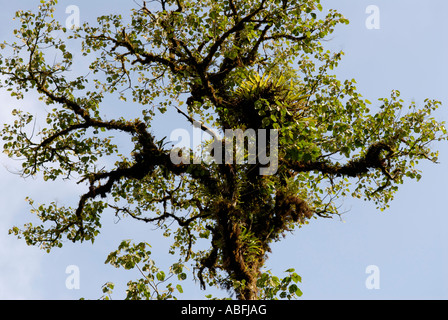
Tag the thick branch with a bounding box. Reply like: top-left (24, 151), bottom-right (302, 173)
top-left (286, 142), bottom-right (394, 178)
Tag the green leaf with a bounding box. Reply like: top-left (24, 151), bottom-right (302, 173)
top-left (291, 273), bottom-right (302, 284)
top-left (156, 271), bottom-right (166, 282)
top-left (289, 284), bottom-right (298, 294)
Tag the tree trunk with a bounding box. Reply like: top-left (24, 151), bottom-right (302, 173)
top-left (237, 277), bottom-right (259, 300)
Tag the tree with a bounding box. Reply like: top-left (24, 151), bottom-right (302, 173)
top-left (0, 0), bottom-right (446, 300)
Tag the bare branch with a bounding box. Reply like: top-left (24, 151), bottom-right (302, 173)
top-left (174, 105), bottom-right (221, 141)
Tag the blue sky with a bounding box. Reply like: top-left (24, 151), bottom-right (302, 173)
top-left (0, 0), bottom-right (447, 300)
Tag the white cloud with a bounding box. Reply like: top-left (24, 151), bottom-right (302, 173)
top-left (0, 236), bottom-right (45, 299)
top-left (0, 85), bottom-right (48, 298)
top-left (0, 173), bottom-right (45, 299)
top-left (0, 90), bottom-right (84, 299)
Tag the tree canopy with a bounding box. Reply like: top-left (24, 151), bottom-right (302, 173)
top-left (1, 0), bottom-right (446, 300)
